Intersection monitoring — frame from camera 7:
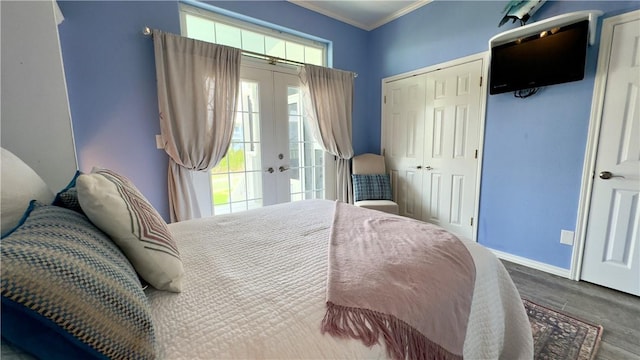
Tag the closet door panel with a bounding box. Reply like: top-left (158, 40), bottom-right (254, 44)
top-left (423, 61), bottom-right (482, 240)
top-left (383, 74), bottom-right (427, 218)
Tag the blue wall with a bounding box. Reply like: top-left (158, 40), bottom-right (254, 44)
top-left (57, 0), bottom-right (368, 221)
top-left (58, 1), bottom-right (639, 269)
top-left (368, 0), bottom-right (640, 269)
top-left (58, 1), bottom-right (180, 222)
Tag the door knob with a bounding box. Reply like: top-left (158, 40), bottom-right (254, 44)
top-left (416, 165), bottom-right (422, 169)
top-left (279, 166), bottom-right (289, 172)
top-left (599, 171), bottom-right (624, 180)
top-left (266, 167), bottom-right (274, 173)
top-left (425, 166), bottom-right (433, 171)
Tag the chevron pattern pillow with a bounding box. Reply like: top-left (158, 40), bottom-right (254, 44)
top-left (77, 168), bottom-right (184, 292)
top-left (1, 203), bottom-right (156, 359)
top-left (352, 174), bottom-right (393, 202)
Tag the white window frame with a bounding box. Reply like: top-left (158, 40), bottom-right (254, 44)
top-left (179, 2), bottom-right (327, 66)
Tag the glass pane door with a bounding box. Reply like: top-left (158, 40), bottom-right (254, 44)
top-left (210, 64), bottom-right (333, 215)
top-left (284, 85), bottom-right (325, 201)
top-left (211, 66), bottom-right (273, 215)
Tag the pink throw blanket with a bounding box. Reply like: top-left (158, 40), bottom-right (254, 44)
top-left (322, 202), bottom-right (476, 360)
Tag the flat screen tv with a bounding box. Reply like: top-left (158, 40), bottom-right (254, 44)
top-left (489, 19), bottom-right (589, 95)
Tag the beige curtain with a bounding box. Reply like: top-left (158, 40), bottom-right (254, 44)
top-left (300, 64), bottom-right (355, 203)
top-left (153, 30), bottom-right (241, 222)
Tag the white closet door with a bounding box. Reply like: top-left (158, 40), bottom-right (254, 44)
top-left (422, 60), bottom-right (482, 240)
top-left (382, 58), bottom-right (483, 241)
top-left (383, 74), bottom-right (427, 219)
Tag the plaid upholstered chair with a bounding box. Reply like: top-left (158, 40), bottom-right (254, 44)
top-left (351, 153), bottom-right (399, 215)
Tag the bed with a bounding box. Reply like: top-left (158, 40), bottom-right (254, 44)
top-left (1, 147), bottom-right (533, 359)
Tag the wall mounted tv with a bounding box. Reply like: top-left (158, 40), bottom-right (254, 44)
top-left (489, 19), bottom-right (589, 95)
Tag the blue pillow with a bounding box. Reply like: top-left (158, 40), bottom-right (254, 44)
top-left (352, 174), bottom-right (393, 202)
top-left (1, 203), bottom-right (156, 359)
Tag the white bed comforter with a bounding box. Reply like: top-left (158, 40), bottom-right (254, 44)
top-left (146, 200), bottom-right (533, 359)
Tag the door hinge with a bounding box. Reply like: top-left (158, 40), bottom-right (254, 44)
top-left (384, 95), bottom-right (387, 104)
top-left (479, 76), bottom-right (483, 87)
top-left (470, 217), bottom-right (474, 226)
top-left (474, 149), bottom-right (478, 159)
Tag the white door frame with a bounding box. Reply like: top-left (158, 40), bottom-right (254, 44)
top-left (380, 52), bottom-right (490, 242)
top-left (571, 9), bottom-right (640, 280)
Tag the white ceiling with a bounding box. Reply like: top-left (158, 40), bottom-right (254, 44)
top-left (288, 0), bottom-right (432, 31)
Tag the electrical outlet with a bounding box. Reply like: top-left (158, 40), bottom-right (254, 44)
top-left (155, 135), bottom-right (163, 149)
top-left (560, 230), bottom-right (574, 245)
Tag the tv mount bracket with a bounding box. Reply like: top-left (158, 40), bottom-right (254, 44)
top-left (489, 10), bottom-right (603, 48)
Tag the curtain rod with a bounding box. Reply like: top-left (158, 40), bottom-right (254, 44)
top-left (142, 26), bottom-right (357, 77)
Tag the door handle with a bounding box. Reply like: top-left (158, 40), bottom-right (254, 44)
top-left (279, 166), bottom-right (289, 172)
top-left (425, 166), bottom-right (433, 171)
top-left (266, 167), bottom-right (274, 173)
top-left (599, 171), bottom-right (624, 180)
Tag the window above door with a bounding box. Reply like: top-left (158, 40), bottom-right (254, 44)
top-left (179, 3), bottom-right (327, 66)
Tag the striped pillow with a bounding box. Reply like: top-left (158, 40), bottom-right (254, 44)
top-left (52, 170), bottom-right (84, 214)
top-left (0, 203), bottom-right (156, 359)
top-left (77, 168), bottom-right (184, 292)
top-left (352, 174), bottom-right (393, 202)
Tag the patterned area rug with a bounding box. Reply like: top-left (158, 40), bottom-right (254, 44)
top-left (524, 299), bottom-right (603, 360)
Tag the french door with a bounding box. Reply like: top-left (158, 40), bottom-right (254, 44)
top-left (209, 62), bottom-right (332, 215)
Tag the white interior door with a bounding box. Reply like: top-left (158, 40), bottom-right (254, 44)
top-left (383, 74), bottom-right (427, 219)
top-left (422, 60), bottom-right (482, 241)
top-left (581, 15), bottom-right (640, 296)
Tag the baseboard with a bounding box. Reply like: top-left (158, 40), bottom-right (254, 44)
top-left (490, 249), bottom-right (572, 279)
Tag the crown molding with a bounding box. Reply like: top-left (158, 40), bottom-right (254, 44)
top-left (288, 0), bottom-right (432, 31)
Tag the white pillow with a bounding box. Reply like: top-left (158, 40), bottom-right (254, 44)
top-left (1, 147), bottom-right (54, 236)
top-left (76, 168), bottom-right (184, 292)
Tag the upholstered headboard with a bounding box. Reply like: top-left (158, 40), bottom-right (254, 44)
top-left (1, 0), bottom-right (77, 191)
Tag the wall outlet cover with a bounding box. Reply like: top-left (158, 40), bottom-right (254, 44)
top-left (560, 230), bottom-right (574, 246)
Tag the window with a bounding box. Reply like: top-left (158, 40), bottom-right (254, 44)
top-left (179, 3), bottom-right (327, 66)
top-left (178, 3), bottom-right (333, 216)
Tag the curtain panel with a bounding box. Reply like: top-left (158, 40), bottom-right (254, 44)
top-left (153, 30), bottom-right (241, 222)
top-left (300, 64), bottom-right (355, 203)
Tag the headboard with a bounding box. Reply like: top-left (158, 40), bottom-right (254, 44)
top-left (0, 0), bottom-right (77, 191)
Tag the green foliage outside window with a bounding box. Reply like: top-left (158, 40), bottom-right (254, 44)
top-left (211, 147), bottom-right (246, 204)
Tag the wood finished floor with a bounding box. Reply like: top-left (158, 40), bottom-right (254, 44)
top-left (502, 261), bottom-right (640, 360)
